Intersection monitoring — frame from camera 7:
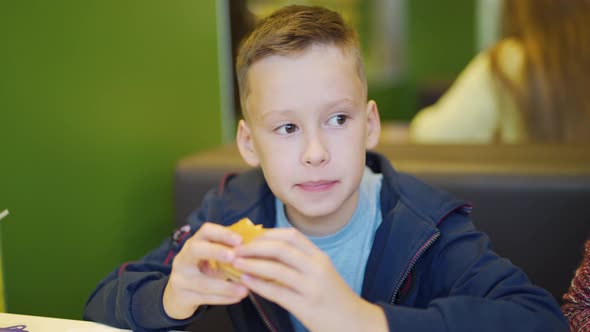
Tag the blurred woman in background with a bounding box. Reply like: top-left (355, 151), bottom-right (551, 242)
top-left (409, 0), bottom-right (590, 144)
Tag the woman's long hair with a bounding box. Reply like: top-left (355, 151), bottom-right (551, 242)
top-left (490, 0), bottom-right (590, 143)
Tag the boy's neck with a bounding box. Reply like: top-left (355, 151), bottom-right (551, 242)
top-left (285, 191), bottom-right (359, 237)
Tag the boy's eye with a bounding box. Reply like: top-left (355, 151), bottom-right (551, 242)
top-left (327, 114), bottom-right (348, 126)
top-left (275, 123), bottom-right (298, 135)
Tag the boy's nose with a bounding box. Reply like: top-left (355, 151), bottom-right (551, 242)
top-left (302, 133), bottom-right (329, 167)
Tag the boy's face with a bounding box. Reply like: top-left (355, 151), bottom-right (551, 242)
top-left (237, 44), bottom-right (380, 233)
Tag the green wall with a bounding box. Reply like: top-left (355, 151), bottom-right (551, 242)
top-left (408, 0), bottom-right (476, 81)
top-left (0, 1), bottom-right (224, 319)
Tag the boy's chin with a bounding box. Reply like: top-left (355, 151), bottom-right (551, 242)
top-left (288, 202), bottom-right (344, 221)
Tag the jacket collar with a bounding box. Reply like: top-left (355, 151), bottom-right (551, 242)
top-left (362, 151), bottom-right (468, 303)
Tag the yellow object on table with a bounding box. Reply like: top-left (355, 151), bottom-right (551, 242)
top-left (0, 254), bottom-right (4, 313)
top-left (0, 209), bottom-right (8, 313)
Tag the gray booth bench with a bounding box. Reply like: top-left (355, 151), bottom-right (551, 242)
top-left (175, 143), bottom-right (590, 309)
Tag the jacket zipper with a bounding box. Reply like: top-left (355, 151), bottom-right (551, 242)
top-left (390, 232), bottom-right (440, 304)
top-left (249, 293), bottom-right (278, 332)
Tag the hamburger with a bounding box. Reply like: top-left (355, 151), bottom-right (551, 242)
top-left (211, 217), bottom-right (265, 281)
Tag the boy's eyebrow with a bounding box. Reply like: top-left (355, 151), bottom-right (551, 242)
top-left (326, 98), bottom-right (357, 109)
top-left (257, 109), bottom-right (296, 122)
top-left (258, 98), bottom-right (358, 121)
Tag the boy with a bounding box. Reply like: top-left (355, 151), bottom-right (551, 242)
top-left (85, 5), bottom-right (568, 331)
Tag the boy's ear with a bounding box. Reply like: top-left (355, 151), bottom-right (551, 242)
top-left (365, 100), bottom-right (381, 149)
top-left (236, 119), bottom-right (260, 167)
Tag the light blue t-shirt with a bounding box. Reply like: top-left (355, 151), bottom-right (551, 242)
top-left (275, 166), bottom-right (383, 332)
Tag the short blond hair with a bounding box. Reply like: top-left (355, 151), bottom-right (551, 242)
top-left (236, 5), bottom-right (366, 117)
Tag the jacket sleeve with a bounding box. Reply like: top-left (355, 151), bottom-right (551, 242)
top-left (377, 213), bottom-right (570, 332)
top-left (83, 189), bottom-right (218, 331)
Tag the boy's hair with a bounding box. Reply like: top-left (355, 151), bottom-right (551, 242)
top-left (236, 5), bottom-right (366, 118)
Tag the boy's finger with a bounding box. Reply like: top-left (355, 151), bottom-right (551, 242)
top-left (254, 228), bottom-right (317, 255)
top-left (192, 277), bottom-right (249, 298)
top-left (182, 240), bottom-right (236, 263)
top-left (196, 292), bottom-right (249, 306)
top-left (233, 257), bottom-right (304, 292)
top-left (240, 274), bottom-right (299, 311)
top-left (193, 222), bottom-right (243, 246)
top-left (235, 239), bottom-right (310, 272)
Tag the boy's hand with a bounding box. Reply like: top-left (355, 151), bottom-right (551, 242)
top-left (233, 228), bottom-right (387, 332)
top-left (162, 222), bottom-right (249, 320)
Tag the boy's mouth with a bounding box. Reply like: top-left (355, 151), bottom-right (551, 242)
top-left (296, 180), bottom-right (338, 192)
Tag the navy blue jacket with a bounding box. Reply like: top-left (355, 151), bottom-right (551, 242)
top-left (84, 152), bottom-right (568, 331)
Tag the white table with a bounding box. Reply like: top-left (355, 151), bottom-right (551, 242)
top-left (0, 313), bottom-right (128, 331)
